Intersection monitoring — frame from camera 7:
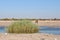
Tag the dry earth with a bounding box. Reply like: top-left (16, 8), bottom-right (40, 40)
top-left (0, 33), bottom-right (60, 40)
top-left (0, 20), bottom-right (60, 27)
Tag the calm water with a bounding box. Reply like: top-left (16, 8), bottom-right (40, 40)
top-left (0, 26), bottom-right (5, 33)
top-left (39, 26), bottom-right (60, 35)
top-left (0, 26), bottom-right (60, 35)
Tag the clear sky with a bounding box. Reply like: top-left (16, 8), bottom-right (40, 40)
top-left (0, 0), bottom-right (60, 19)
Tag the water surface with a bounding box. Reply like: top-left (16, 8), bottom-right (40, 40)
top-left (39, 26), bottom-right (60, 35)
top-left (0, 26), bottom-right (60, 35)
top-left (0, 26), bottom-right (5, 33)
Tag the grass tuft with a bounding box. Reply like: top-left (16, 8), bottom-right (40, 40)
top-left (6, 20), bottom-right (38, 33)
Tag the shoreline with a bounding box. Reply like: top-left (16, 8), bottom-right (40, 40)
top-left (0, 33), bottom-right (60, 40)
top-left (0, 21), bottom-right (60, 40)
top-left (0, 20), bottom-right (60, 27)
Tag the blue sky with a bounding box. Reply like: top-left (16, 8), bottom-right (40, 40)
top-left (0, 0), bottom-right (60, 19)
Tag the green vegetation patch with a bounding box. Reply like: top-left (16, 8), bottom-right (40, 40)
top-left (6, 20), bottom-right (38, 33)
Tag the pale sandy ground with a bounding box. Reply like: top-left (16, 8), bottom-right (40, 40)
top-left (0, 33), bottom-right (60, 40)
top-left (32, 20), bottom-right (60, 27)
top-left (0, 20), bottom-right (60, 27)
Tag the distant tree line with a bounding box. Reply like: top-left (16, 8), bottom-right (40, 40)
top-left (0, 18), bottom-right (60, 21)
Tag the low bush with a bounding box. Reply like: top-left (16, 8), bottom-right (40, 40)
top-left (6, 20), bottom-right (38, 33)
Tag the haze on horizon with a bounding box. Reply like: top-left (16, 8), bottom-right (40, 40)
top-left (0, 0), bottom-right (60, 19)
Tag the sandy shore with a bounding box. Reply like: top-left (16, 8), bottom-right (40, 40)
top-left (33, 20), bottom-right (60, 27)
top-left (0, 20), bottom-right (60, 27)
top-left (0, 33), bottom-right (60, 40)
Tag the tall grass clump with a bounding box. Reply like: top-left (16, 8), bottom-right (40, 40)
top-left (6, 20), bottom-right (38, 33)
